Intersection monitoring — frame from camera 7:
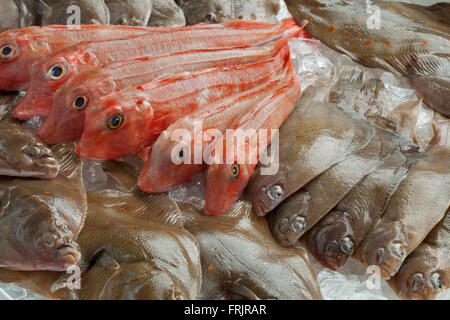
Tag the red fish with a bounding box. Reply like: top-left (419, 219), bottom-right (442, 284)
top-left (37, 41), bottom-right (290, 145)
top-left (75, 39), bottom-right (291, 160)
top-left (0, 24), bottom-right (158, 91)
top-left (12, 18), bottom-right (305, 120)
top-left (137, 60), bottom-right (289, 193)
top-left (204, 60), bottom-right (301, 216)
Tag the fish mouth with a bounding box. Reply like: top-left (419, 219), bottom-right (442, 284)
top-left (48, 244), bottom-right (81, 272)
top-left (0, 154), bottom-right (59, 179)
top-left (270, 211), bottom-right (306, 247)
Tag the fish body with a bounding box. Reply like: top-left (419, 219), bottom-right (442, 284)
top-left (0, 143), bottom-right (87, 271)
top-left (304, 146), bottom-right (410, 270)
top-left (284, 0), bottom-right (450, 116)
top-left (356, 145), bottom-right (450, 279)
top-left (149, 0), bottom-right (185, 27)
top-left (76, 40), bottom-right (292, 160)
top-left (137, 53), bottom-right (290, 193)
top-left (204, 61), bottom-right (301, 216)
top-left (0, 24), bottom-right (155, 91)
top-left (105, 0), bottom-right (153, 26)
top-left (269, 125), bottom-right (399, 247)
top-left (0, 93), bottom-right (58, 179)
top-left (39, 38), bottom-right (290, 145)
top-left (180, 201), bottom-right (322, 300)
top-left (246, 82), bottom-right (375, 217)
top-left (0, 190), bottom-right (202, 300)
top-left (0, 0), bottom-right (37, 33)
top-left (389, 210), bottom-right (449, 300)
top-left (12, 18), bottom-right (303, 119)
top-left (39, 0), bottom-right (110, 26)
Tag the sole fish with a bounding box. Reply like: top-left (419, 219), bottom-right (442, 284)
top-left (389, 210), bottom-right (449, 300)
top-left (149, 0), bottom-right (186, 27)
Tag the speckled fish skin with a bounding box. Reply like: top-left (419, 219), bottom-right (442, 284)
top-left (0, 190), bottom-right (202, 300)
top-left (304, 142), bottom-right (411, 270)
top-left (0, 143), bottom-right (87, 271)
top-left (269, 124), bottom-right (400, 247)
top-left (39, 39), bottom-right (291, 146)
top-left (0, 92), bottom-right (59, 179)
top-left (204, 62), bottom-right (301, 216)
top-left (356, 143), bottom-right (450, 279)
top-left (0, 0), bottom-right (37, 33)
top-left (389, 210), bottom-right (449, 300)
top-left (284, 0), bottom-right (450, 117)
top-left (179, 201), bottom-right (322, 300)
top-left (76, 39), bottom-right (297, 161)
top-left (246, 81), bottom-right (376, 217)
top-left (178, 0), bottom-right (280, 25)
top-left (39, 0), bottom-right (110, 25)
top-left (137, 51), bottom-right (290, 193)
top-left (0, 24), bottom-right (156, 91)
top-left (149, 0), bottom-right (185, 27)
top-left (12, 18), bottom-right (302, 120)
top-left (105, 0), bottom-right (153, 26)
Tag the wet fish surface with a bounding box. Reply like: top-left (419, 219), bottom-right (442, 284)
top-left (284, 0), bottom-right (450, 117)
top-left (0, 0), bottom-right (37, 33)
top-left (389, 210), bottom-right (449, 300)
top-left (246, 80), bottom-right (376, 217)
top-left (180, 201), bottom-right (322, 300)
top-left (0, 143), bottom-right (87, 271)
top-left (38, 0), bottom-right (110, 25)
top-left (105, 0), bottom-right (153, 26)
top-left (149, 0), bottom-right (185, 27)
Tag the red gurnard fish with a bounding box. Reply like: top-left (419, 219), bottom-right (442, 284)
top-left (75, 40), bottom-right (292, 160)
top-left (137, 59), bottom-right (290, 193)
top-left (204, 59), bottom-right (301, 216)
top-left (37, 40), bottom-right (291, 145)
top-left (12, 18), bottom-right (305, 120)
top-left (0, 24), bottom-right (160, 91)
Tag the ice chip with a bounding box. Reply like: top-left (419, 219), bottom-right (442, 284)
top-left (23, 115), bottom-right (43, 133)
top-left (169, 171), bottom-right (206, 209)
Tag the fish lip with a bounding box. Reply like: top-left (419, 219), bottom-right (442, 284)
top-left (52, 244), bottom-right (81, 271)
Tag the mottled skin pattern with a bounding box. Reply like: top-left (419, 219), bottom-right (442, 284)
top-left (0, 191), bottom-right (202, 300)
top-left (356, 144), bottom-right (450, 279)
top-left (389, 210), bottom-right (449, 300)
top-left (0, 143), bottom-right (87, 271)
top-left (269, 126), bottom-right (398, 247)
top-left (246, 81), bottom-right (375, 217)
top-left (0, 0), bottom-right (37, 33)
top-left (0, 24), bottom-right (151, 91)
top-left (180, 201), bottom-right (322, 300)
top-left (149, 0), bottom-right (185, 27)
top-left (105, 0), bottom-right (153, 26)
top-left (39, 0), bottom-right (110, 25)
top-left (0, 92), bottom-right (58, 179)
top-left (304, 146), bottom-right (410, 270)
top-left (177, 0), bottom-right (280, 25)
top-left (284, 0), bottom-right (450, 117)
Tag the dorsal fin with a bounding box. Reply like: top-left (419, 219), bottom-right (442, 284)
top-left (101, 160), bottom-right (139, 192)
top-left (91, 190), bottom-right (184, 229)
top-left (387, 99), bottom-right (423, 145)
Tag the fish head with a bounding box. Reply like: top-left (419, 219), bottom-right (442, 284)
top-left (246, 163), bottom-right (289, 216)
top-left (0, 128), bottom-right (59, 179)
top-left (0, 186), bottom-right (80, 271)
top-left (204, 161), bottom-right (254, 216)
top-left (137, 121), bottom-right (204, 193)
top-left (76, 90), bottom-right (153, 160)
top-left (12, 47), bottom-right (99, 120)
top-left (359, 222), bottom-right (407, 279)
top-left (37, 72), bottom-right (116, 145)
top-left (393, 252), bottom-right (446, 300)
top-left (305, 210), bottom-right (354, 270)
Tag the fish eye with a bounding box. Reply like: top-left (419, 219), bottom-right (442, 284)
top-left (231, 162), bottom-right (240, 179)
top-left (47, 63), bottom-right (67, 81)
top-left (72, 96), bottom-right (88, 111)
top-left (178, 149), bottom-right (185, 160)
top-left (0, 44), bottom-right (16, 60)
top-left (431, 273), bottom-right (443, 290)
top-left (25, 146), bottom-right (41, 158)
top-left (268, 185), bottom-right (283, 200)
top-left (106, 113), bottom-right (124, 130)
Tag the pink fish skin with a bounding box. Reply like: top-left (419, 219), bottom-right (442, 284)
top-left (37, 41), bottom-right (290, 146)
top-left (0, 24), bottom-right (159, 91)
top-left (11, 18), bottom-right (305, 120)
top-left (75, 39), bottom-right (292, 160)
top-left (137, 59), bottom-right (290, 194)
top-left (203, 60), bottom-right (301, 216)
